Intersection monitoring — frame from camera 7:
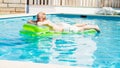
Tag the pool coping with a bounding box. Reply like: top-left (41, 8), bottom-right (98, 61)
top-left (0, 60), bottom-right (83, 68)
top-left (0, 12), bottom-right (61, 19)
top-left (0, 12), bottom-right (120, 19)
top-left (60, 12), bottom-right (120, 17)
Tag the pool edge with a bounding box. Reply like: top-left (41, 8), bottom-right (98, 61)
top-left (0, 12), bottom-right (120, 19)
top-left (0, 60), bottom-right (84, 68)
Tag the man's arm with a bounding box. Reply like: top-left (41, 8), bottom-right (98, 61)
top-left (27, 20), bottom-right (37, 25)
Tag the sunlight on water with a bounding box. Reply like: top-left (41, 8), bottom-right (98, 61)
top-left (0, 14), bottom-right (120, 68)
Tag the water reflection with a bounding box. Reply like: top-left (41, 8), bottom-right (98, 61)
top-left (0, 33), bottom-right (97, 67)
top-left (50, 35), bottom-right (97, 67)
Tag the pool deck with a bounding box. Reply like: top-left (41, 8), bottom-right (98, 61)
top-left (0, 6), bottom-right (120, 19)
top-left (0, 7), bottom-right (120, 19)
top-left (0, 60), bottom-right (83, 68)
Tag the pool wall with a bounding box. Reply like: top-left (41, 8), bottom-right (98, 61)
top-left (0, 0), bottom-right (25, 14)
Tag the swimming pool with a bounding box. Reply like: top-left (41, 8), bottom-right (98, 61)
top-left (0, 14), bottom-right (120, 68)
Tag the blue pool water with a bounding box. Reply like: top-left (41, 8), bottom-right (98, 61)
top-left (0, 14), bottom-right (120, 68)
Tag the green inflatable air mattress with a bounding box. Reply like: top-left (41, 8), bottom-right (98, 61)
top-left (20, 23), bottom-right (98, 37)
